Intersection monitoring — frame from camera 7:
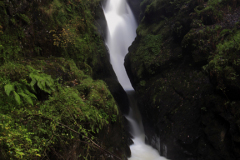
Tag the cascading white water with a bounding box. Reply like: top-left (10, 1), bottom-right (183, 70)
top-left (103, 0), bottom-right (135, 90)
top-left (103, 0), bottom-right (168, 159)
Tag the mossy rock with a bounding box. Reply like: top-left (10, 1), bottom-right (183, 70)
top-left (125, 0), bottom-right (240, 159)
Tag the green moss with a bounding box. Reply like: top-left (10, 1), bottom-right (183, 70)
top-left (131, 34), bottom-right (167, 79)
top-left (194, 0), bottom-right (240, 23)
top-left (202, 30), bottom-right (240, 93)
top-left (137, 23), bottom-right (149, 36)
top-left (182, 25), bottom-right (225, 64)
top-left (195, 0), bottom-right (223, 20)
top-left (208, 30), bottom-right (240, 71)
top-left (140, 80), bottom-right (146, 86)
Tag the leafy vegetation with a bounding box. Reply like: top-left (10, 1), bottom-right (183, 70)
top-left (203, 30), bottom-right (240, 93)
top-left (0, 0), bottom-right (106, 69)
top-left (0, 0), bottom-right (126, 159)
top-left (132, 34), bottom-right (166, 77)
top-left (0, 59), bottom-right (120, 159)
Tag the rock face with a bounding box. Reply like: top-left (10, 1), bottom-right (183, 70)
top-left (127, 0), bottom-right (142, 23)
top-left (125, 0), bottom-right (240, 159)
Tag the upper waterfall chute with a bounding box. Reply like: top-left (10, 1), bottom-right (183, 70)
top-left (103, 0), bottom-right (169, 159)
top-left (105, 0), bottom-right (128, 15)
top-left (103, 0), bottom-right (137, 90)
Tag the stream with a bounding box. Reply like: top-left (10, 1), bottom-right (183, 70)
top-left (103, 0), bottom-right (168, 159)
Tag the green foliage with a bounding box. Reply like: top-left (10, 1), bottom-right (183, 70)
top-left (0, 0), bottom-right (124, 159)
top-left (207, 0), bottom-right (222, 6)
top-left (182, 25), bottom-right (223, 64)
top-left (4, 84), bottom-right (15, 96)
top-left (13, 91), bottom-right (21, 105)
top-left (0, 0), bottom-right (105, 69)
top-left (217, 31), bottom-right (240, 54)
top-left (140, 80), bottom-right (146, 86)
top-left (194, 0), bottom-right (224, 21)
top-left (140, 34), bottom-right (163, 56)
top-left (17, 14), bottom-right (30, 24)
top-left (132, 34), bottom-right (172, 77)
top-left (195, 0), bottom-right (240, 23)
top-left (207, 30), bottom-right (240, 72)
top-left (203, 30), bottom-right (240, 92)
top-left (2, 66), bottom-right (55, 106)
top-left (0, 114), bottom-right (42, 159)
top-left (3, 81), bottom-right (37, 106)
top-left (0, 31), bottom-right (22, 63)
top-left (0, 58), bottom-right (119, 159)
top-left (39, 0), bottom-right (103, 65)
top-left (28, 66), bottom-right (55, 94)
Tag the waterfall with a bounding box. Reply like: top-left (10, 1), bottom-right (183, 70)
top-left (103, 0), bottom-right (168, 159)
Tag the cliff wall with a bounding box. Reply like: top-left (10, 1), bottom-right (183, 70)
top-left (125, 0), bottom-right (240, 159)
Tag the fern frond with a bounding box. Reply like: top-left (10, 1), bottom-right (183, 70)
top-left (13, 91), bottom-right (21, 105)
top-left (37, 80), bottom-right (46, 92)
top-left (18, 92), bottom-right (33, 105)
top-left (30, 76), bottom-right (37, 91)
top-left (28, 67), bottom-right (55, 94)
top-left (4, 84), bottom-right (15, 96)
top-left (24, 88), bottom-right (37, 99)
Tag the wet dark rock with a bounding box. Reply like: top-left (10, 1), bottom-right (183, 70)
top-left (95, 1), bottom-right (108, 40)
top-left (127, 0), bottom-right (142, 23)
top-left (125, 0), bottom-right (240, 159)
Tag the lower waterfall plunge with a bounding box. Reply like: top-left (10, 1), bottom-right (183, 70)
top-left (103, 0), bottom-right (168, 159)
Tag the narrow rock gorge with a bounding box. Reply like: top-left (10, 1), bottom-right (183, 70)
top-left (1, 0), bottom-right (240, 159)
